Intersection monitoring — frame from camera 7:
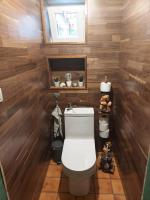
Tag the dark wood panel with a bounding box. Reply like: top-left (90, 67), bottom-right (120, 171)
top-left (0, 0), bottom-right (49, 200)
top-left (2, 1), bottom-right (150, 200)
top-left (43, 0), bottom-right (122, 153)
top-left (114, 1), bottom-right (150, 200)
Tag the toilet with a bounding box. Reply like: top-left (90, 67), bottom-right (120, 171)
top-left (62, 107), bottom-right (96, 196)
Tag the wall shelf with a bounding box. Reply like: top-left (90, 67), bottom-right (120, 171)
top-left (47, 55), bottom-right (87, 92)
top-left (98, 110), bottom-right (113, 116)
top-left (48, 88), bottom-right (88, 94)
top-left (50, 86), bottom-right (86, 90)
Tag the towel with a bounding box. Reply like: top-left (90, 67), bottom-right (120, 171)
top-left (52, 105), bottom-right (63, 138)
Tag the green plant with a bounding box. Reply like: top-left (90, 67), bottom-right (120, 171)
top-left (79, 75), bottom-right (83, 82)
top-left (54, 76), bottom-right (59, 82)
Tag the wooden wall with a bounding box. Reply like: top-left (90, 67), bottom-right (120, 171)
top-left (114, 0), bottom-right (150, 199)
top-left (2, 1), bottom-right (150, 200)
top-left (0, 0), bottom-right (49, 200)
top-left (44, 0), bottom-right (123, 146)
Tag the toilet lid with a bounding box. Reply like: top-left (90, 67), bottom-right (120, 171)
top-left (62, 139), bottom-right (96, 171)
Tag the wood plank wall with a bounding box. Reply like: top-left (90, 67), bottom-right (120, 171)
top-left (44, 0), bottom-right (123, 147)
top-left (114, 0), bottom-right (150, 199)
top-left (2, 1), bottom-right (150, 200)
top-left (0, 0), bottom-right (49, 200)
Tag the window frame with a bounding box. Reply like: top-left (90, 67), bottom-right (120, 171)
top-left (47, 5), bottom-right (85, 43)
top-left (40, 0), bottom-right (87, 45)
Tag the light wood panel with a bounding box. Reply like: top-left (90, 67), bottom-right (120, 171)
top-left (0, 0), bottom-right (49, 200)
top-left (114, 1), bottom-right (150, 200)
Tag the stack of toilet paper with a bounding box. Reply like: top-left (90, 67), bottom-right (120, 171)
top-left (99, 117), bottom-right (109, 138)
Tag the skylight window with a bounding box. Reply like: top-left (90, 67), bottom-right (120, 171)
top-left (47, 5), bottom-right (85, 43)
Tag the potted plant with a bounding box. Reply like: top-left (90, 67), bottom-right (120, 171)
top-left (78, 75), bottom-right (84, 87)
top-left (65, 73), bottom-right (72, 87)
top-left (53, 76), bottom-right (60, 87)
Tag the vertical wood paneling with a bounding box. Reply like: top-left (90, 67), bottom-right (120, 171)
top-left (0, 1), bottom-right (49, 200)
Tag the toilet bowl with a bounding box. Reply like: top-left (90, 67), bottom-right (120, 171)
top-left (62, 107), bottom-right (96, 196)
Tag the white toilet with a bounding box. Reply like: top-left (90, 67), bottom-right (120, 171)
top-left (62, 107), bottom-right (96, 196)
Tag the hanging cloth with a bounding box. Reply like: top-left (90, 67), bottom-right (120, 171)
top-left (51, 105), bottom-right (63, 138)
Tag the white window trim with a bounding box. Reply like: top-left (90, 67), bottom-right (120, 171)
top-left (47, 5), bottom-right (85, 43)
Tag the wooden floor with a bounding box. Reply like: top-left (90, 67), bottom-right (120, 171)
top-left (36, 153), bottom-right (127, 200)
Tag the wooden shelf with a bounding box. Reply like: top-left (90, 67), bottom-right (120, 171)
top-left (47, 55), bottom-right (87, 91)
top-left (50, 86), bottom-right (86, 90)
top-left (98, 110), bottom-right (113, 115)
top-left (48, 87), bottom-right (88, 93)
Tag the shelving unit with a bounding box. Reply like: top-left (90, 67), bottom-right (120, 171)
top-left (98, 90), bottom-right (113, 150)
top-left (47, 55), bottom-right (87, 92)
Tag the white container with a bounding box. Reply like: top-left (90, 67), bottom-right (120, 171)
top-left (54, 81), bottom-right (60, 87)
top-left (100, 82), bottom-right (111, 92)
top-left (78, 81), bottom-right (84, 87)
top-left (99, 129), bottom-right (109, 139)
top-left (72, 82), bottom-right (77, 87)
top-left (66, 81), bottom-right (72, 87)
top-left (60, 82), bottom-right (66, 88)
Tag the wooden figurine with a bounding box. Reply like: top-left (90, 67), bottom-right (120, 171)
top-left (99, 141), bottom-right (115, 174)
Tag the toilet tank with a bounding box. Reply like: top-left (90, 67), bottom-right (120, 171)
top-left (64, 107), bottom-right (94, 139)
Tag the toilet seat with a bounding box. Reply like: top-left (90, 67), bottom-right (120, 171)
top-left (62, 138), bottom-right (96, 172)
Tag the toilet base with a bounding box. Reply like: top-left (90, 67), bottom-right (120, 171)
top-left (69, 176), bottom-right (91, 196)
top-left (62, 162), bottom-right (96, 196)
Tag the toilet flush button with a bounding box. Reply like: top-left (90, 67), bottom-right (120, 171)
top-left (0, 88), bottom-right (4, 102)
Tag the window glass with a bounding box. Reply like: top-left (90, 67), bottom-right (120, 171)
top-left (55, 12), bottom-right (78, 38)
top-left (47, 5), bottom-right (85, 43)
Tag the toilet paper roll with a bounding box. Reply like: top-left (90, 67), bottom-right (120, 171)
top-left (99, 117), bottom-right (109, 131)
top-left (99, 129), bottom-right (109, 139)
top-left (99, 122), bottom-right (109, 132)
top-left (99, 117), bottom-right (109, 124)
top-left (100, 82), bottom-right (111, 92)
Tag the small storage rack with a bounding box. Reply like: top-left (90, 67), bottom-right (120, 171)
top-left (98, 88), bottom-right (113, 149)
